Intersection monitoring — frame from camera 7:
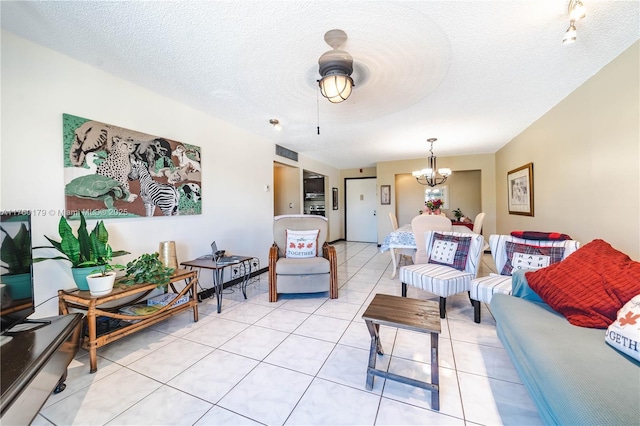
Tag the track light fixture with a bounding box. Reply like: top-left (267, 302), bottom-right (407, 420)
top-left (269, 118), bottom-right (281, 131)
top-left (563, 0), bottom-right (586, 45)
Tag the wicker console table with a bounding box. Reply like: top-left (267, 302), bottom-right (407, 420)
top-left (58, 269), bottom-right (199, 373)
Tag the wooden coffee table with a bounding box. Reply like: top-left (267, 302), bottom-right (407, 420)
top-left (362, 293), bottom-right (441, 410)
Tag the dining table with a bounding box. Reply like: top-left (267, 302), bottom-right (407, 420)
top-left (380, 222), bottom-right (476, 278)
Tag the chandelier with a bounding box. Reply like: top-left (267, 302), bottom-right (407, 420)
top-left (412, 138), bottom-right (452, 187)
top-left (318, 29), bottom-right (354, 103)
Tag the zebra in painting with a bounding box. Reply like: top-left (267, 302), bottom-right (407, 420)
top-left (129, 160), bottom-right (179, 216)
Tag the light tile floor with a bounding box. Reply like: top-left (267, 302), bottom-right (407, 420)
top-left (34, 242), bottom-right (543, 425)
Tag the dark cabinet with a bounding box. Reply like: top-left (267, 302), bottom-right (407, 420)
top-left (304, 178), bottom-right (325, 196)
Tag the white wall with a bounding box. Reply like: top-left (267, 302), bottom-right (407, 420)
top-left (376, 154), bottom-right (496, 244)
top-left (496, 41), bottom-right (639, 260)
top-left (0, 32), bottom-right (338, 317)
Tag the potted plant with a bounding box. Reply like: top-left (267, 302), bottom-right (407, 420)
top-left (453, 208), bottom-right (464, 222)
top-left (1, 222), bottom-right (33, 300)
top-left (34, 212), bottom-right (129, 291)
top-left (120, 252), bottom-right (175, 287)
top-left (85, 263), bottom-right (125, 296)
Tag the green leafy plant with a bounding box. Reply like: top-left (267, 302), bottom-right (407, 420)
top-left (0, 224), bottom-right (32, 275)
top-left (90, 263), bottom-right (125, 277)
top-left (453, 208), bottom-right (464, 221)
top-left (34, 212), bottom-right (129, 268)
top-left (120, 252), bottom-right (174, 287)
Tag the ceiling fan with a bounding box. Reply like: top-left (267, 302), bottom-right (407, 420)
top-left (318, 29), bottom-right (354, 104)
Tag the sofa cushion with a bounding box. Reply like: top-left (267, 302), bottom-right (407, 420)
top-left (511, 269), bottom-right (544, 303)
top-left (525, 239), bottom-right (640, 328)
top-left (469, 274), bottom-right (512, 303)
top-left (492, 294), bottom-right (640, 426)
top-left (428, 233), bottom-right (471, 271)
top-left (285, 229), bottom-right (319, 258)
top-left (501, 241), bottom-right (565, 275)
top-left (605, 294), bottom-right (640, 362)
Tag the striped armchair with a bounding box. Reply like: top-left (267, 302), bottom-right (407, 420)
top-left (399, 231), bottom-right (486, 319)
top-left (469, 234), bottom-right (580, 323)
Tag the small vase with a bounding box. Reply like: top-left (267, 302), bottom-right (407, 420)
top-left (86, 272), bottom-right (116, 296)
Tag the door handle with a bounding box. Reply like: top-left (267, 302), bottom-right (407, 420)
top-left (373, 210), bottom-right (376, 216)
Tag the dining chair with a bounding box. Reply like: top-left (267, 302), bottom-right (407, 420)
top-left (388, 212), bottom-right (399, 230)
top-left (411, 214), bottom-right (452, 264)
top-left (400, 230), bottom-right (486, 319)
top-left (472, 212), bottom-right (486, 234)
top-left (388, 212), bottom-right (414, 268)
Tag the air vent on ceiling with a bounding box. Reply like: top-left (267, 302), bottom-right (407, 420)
top-left (276, 144), bottom-right (298, 162)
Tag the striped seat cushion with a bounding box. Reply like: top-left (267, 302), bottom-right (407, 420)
top-left (470, 274), bottom-right (513, 303)
top-left (399, 263), bottom-right (474, 298)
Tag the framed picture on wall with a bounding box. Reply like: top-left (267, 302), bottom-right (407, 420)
top-left (507, 162), bottom-right (534, 216)
top-left (381, 185), bottom-right (391, 205)
top-left (332, 187), bottom-right (338, 210)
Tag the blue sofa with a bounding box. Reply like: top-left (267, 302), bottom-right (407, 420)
top-left (492, 293), bottom-right (640, 425)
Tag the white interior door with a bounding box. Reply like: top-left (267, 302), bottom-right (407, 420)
top-left (346, 178), bottom-right (377, 242)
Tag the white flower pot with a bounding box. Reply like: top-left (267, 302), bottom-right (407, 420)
top-left (86, 272), bottom-right (116, 296)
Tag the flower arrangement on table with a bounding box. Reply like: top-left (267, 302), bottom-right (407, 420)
top-left (425, 199), bottom-right (444, 212)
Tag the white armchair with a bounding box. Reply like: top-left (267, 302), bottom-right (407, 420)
top-left (469, 234), bottom-right (580, 323)
top-left (268, 215), bottom-right (338, 302)
top-left (400, 230), bottom-right (485, 319)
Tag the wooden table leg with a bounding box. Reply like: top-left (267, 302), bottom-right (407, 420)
top-left (430, 332), bottom-right (440, 410)
top-left (190, 275), bottom-right (199, 322)
top-left (87, 302), bottom-right (98, 374)
top-left (365, 320), bottom-right (383, 390)
top-left (58, 290), bottom-right (69, 315)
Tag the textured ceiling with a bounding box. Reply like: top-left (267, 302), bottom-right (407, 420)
top-left (2, 1), bottom-right (638, 169)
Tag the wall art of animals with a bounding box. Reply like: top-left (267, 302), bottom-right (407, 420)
top-left (63, 113), bottom-right (202, 219)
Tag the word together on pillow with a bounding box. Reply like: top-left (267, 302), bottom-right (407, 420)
top-left (605, 294), bottom-right (640, 362)
top-left (285, 229), bottom-right (319, 258)
top-left (501, 241), bottom-right (565, 276)
top-left (428, 233), bottom-right (471, 271)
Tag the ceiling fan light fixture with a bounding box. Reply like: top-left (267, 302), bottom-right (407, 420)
top-left (317, 29), bottom-right (355, 104)
top-left (319, 73), bottom-right (354, 103)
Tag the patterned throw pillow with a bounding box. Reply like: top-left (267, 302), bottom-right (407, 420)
top-left (285, 229), bottom-right (319, 258)
top-left (501, 242), bottom-right (565, 276)
top-left (428, 233), bottom-right (471, 271)
top-left (525, 239), bottom-right (640, 328)
top-left (605, 294), bottom-right (640, 361)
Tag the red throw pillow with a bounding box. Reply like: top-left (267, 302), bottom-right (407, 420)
top-left (525, 240), bottom-right (640, 328)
